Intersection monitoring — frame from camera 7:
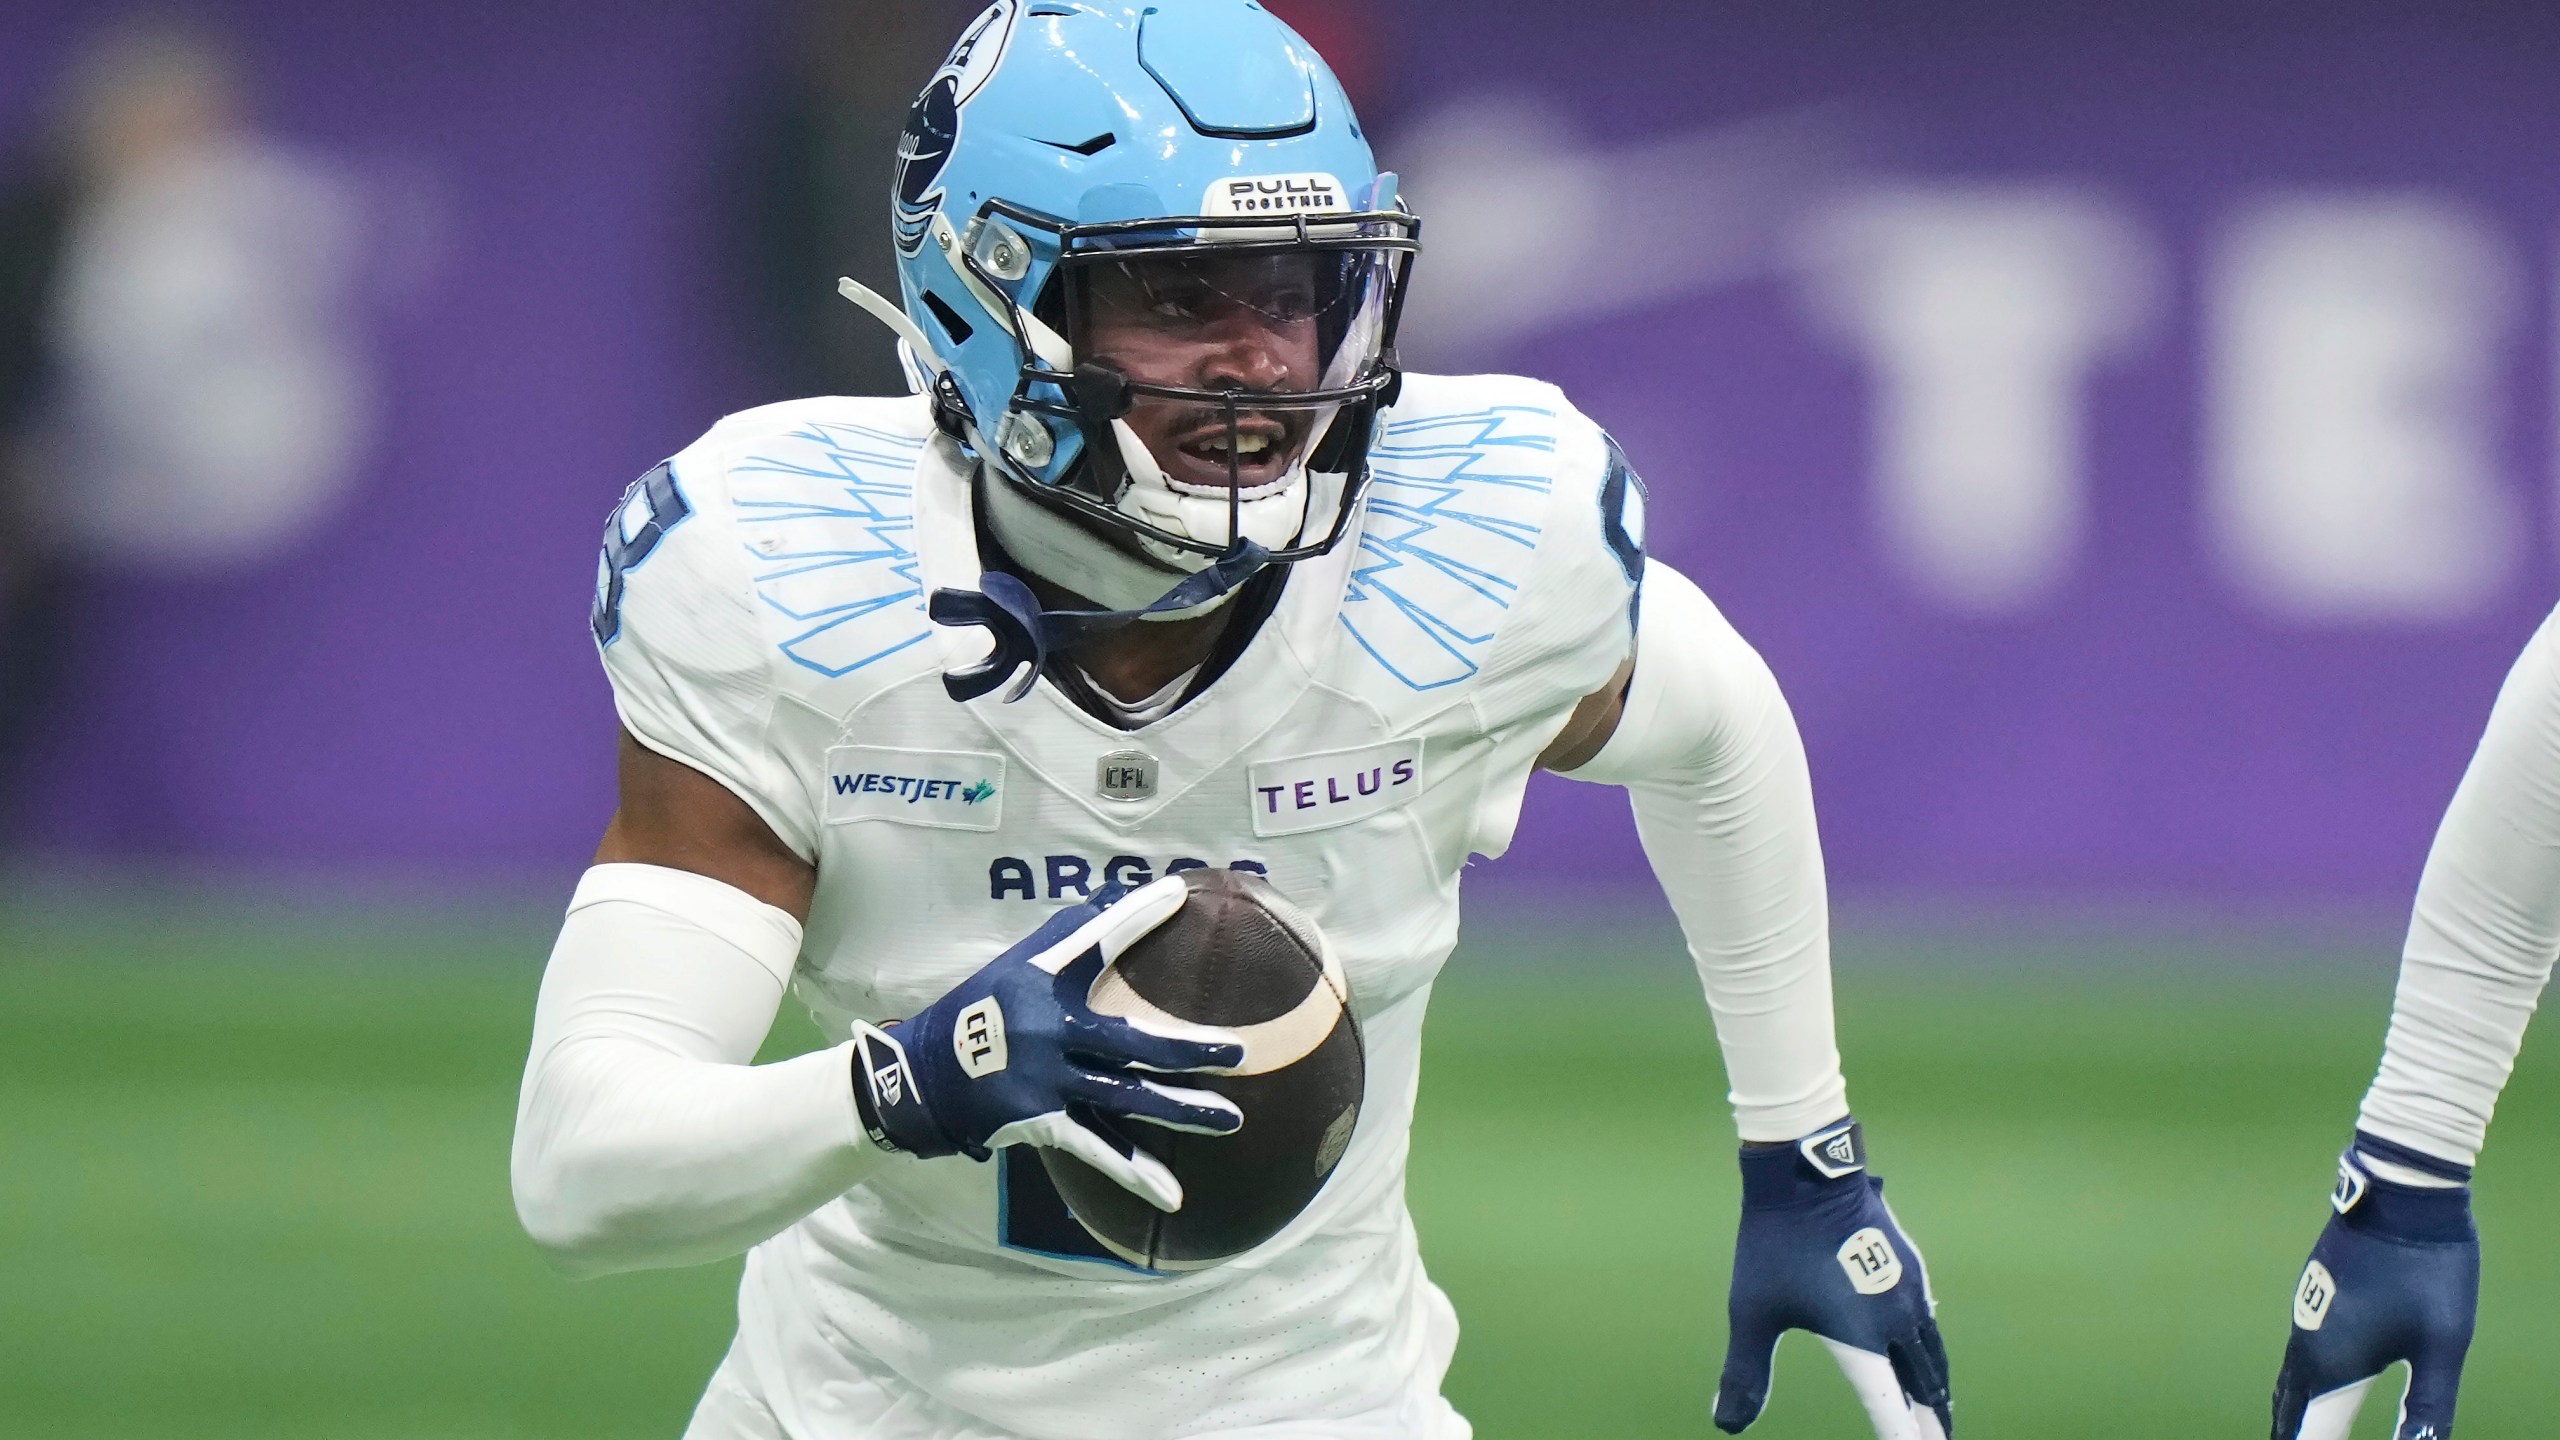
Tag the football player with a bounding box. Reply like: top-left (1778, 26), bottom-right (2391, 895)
top-left (2270, 608), bottom-right (2560, 1440)
top-left (510, 4), bottom-right (1951, 1437)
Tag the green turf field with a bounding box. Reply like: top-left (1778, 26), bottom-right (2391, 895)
top-left (2, 912), bottom-right (2551, 1438)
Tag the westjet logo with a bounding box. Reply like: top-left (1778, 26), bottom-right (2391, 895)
top-left (824, 745), bottom-right (1005, 832)
top-left (832, 771), bottom-right (997, 805)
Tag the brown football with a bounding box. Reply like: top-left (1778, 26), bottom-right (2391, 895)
top-left (1039, 866), bottom-right (1364, 1271)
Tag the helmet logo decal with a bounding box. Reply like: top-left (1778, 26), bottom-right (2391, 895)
top-left (1204, 173), bottom-right (1347, 216)
top-left (895, 1), bottom-right (1020, 256)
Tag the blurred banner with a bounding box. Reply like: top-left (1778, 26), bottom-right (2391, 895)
top-left (3, 0), bottom-right (2557, 911)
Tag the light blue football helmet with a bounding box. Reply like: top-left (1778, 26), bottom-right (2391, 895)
top-left (841, 0), bottom-right (1417, 672)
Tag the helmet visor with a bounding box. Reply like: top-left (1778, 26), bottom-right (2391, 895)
top-left (1065, 243), bottom-right (1397, 390)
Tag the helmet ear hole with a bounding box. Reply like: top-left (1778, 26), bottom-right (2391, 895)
top-left (922, 292), bottom-right (976, 346)
top-left (1032, 274), bottom-right (1070, 342)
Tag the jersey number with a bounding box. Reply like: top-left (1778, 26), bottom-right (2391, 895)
top-left (592, 461), bottom-right (693, 647)
top-left (997, 1149), bottom-right (1153, 1273)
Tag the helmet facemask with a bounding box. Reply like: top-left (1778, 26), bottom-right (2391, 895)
top-left (973, 204), bottom-right (1417, 614)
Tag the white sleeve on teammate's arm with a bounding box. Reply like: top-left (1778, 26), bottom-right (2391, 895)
top-left (2357, 606), bottom-right (2560, 1168)
top-left (1563, 562), bottom-right (1851, 1142)
top-left (511, 863), bottom-right (882, 1278)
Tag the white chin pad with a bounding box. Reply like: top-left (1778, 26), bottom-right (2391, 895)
top-left (1110, 416), bottom-right (1331, 564)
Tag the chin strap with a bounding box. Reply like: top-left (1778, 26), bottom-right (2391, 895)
top-left (929, 539), bottom-right (1271, 704)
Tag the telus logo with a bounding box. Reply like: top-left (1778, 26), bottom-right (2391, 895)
top-left (1254, 757), bottom-right (1414, 817)
top-left (1247, 738), bottom-right (1425, 838)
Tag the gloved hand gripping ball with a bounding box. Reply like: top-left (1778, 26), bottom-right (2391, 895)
top-left (850, 876), bottom-right (1245, 1212)
top-left (1037, 865), bottom-right (1363, 1271)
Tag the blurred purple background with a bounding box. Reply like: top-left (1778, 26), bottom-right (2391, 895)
top-left (6, 0), bottom-right (2558, 915)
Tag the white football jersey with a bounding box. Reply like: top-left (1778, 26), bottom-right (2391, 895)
top-left (595, 373), bottom-right (1642, 1440)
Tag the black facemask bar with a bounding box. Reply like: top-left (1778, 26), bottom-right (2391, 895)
top-left (962, 199), bottom-right (1420, 566)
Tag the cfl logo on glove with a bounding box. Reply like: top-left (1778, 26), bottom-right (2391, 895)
top-left (1836, 1227), bottom-right (1903, 1295)
top-left (2292, 1259), bottom-right (2336, 1330)
top-left (956, 998), bottom-right (1009, 1078)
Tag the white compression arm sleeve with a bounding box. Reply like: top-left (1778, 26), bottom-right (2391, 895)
top-left (511, 863), bottom-right (883, 1277)
top-left (1563, 562), bottom-right (1852, 1142)
top-left (2358, 607), bottom-right (2560, 1167)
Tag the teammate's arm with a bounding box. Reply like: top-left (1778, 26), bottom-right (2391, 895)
top-left (2270, 606), bottom-right (2560, 1440)
top-left (1557, 563), bottom-right (1950, 1440)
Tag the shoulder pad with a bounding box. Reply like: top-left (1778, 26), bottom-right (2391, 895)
top-left (1341, 374), bottom-right (1635, 708)
top-left (590, 396), bottom-right (941, 859)
top-left (686, 395), bottom-right (943, 684)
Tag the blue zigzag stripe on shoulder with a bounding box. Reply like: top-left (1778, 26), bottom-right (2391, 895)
top-left (730, 419), bottom-right (934, 678)
top-left (1340, 404), bottom-right (1558, 691)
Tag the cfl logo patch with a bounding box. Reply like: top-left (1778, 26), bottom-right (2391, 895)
top-left (2292, 1259), bottom-right (2336, 1331)
top-left (955, 998), bottom-right (1009, 1079)
top-left (1836, 1227), bottom-right (1903, 1295)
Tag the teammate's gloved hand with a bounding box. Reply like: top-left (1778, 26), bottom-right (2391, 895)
top-left (2270, 1133), bottom-right (2479, 1440)
top-left (849, 876), bottom-right (1245, 1213)
top-left (1716, 1119), bottom-right (1951, 1439)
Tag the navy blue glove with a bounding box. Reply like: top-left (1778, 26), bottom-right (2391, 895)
top-left (2271, 1133), bottom-right (2478, 1440)
top-left (850, 876), bottom-right (1245, 1212)
top-left (1717, 1119), bottom-right (1951, 1439)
